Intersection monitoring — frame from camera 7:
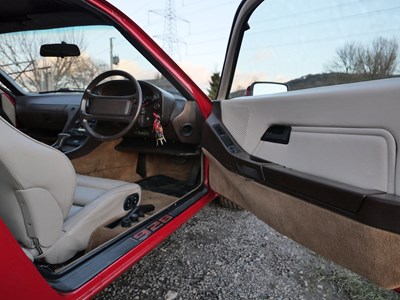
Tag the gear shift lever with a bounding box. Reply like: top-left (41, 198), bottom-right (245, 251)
top-left (53, 133), bottom-right (71, 149)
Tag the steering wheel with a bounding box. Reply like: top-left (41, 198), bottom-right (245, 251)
top-left (80, 70), bottom-right (142, 141)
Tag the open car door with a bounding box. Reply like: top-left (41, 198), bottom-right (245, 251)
top-left (202, 0), bottom-right (400, 289)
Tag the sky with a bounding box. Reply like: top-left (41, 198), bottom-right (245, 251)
top-left (106, 0), bottom-right (400, 93)
top-left (231, 0), bottom-right (400, 90)
top-left (107, 0), bottom-right (241, 91)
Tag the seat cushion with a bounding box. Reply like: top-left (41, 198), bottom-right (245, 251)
top-left (73, 175), bottom-right (129, 206)
top-left (67, 175), bottom-right (135, 219)
top-left (37, 174), bottom-right (141, 264)
top-left (66, 205), bottom-right (83, 220)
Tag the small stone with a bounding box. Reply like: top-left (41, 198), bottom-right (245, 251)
top-left (165, 290), bottom-right (178, 300)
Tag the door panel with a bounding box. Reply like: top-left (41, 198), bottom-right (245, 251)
top-left (204, 149), bottom-right (400, 289)
top-left (221, 78), bottom-right (400, 194)
top-left (16, 94), bottom-right (81, 144)
top-left (254, 126), bottom-right (395, 193)
top-left (203, 78), bottom-right (400, 288)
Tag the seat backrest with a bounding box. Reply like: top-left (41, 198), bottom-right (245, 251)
top-left (0, 116), bottom-right (76, 251)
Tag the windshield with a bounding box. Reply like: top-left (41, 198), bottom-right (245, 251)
top-left (0, 25), bottom-right (178, 94)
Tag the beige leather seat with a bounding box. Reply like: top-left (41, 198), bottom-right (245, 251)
top-left (0, 116), bottom-right (141, 264)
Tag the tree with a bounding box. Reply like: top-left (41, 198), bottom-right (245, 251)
top-left (329, 42), bottom-right (360, 74)
top-left (328, 37), bottom-right (399, 80)
top-left (207, 71), bottom-right (220, 99)
top-left (0, 30), bottom-right (103, 92)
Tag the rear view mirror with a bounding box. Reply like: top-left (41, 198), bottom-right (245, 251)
top-left (40, 43), bottom-right (80, 57)
top-left (247, 81), bottom-right (288, 96)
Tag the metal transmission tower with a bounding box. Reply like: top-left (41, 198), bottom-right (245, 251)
top-left (149, 0), bottom-right (190, 60)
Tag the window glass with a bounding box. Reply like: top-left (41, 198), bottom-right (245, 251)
top-left (230, 0), bottom-right (400, 97)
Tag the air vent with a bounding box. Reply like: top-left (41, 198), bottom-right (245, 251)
top-left (181, 123), bottom-right (193, 137)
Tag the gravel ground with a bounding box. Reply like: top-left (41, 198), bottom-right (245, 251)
top-left (96, 202), bottom-right (400, 300)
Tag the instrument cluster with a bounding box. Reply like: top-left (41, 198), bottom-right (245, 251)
top-left (137, 85), bottom-right (162, 128)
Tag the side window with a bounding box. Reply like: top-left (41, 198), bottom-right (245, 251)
top-left (230, 0), bottom-right (400, 97)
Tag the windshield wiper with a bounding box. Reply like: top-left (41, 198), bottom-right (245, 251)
top-left (39, 88), bottom-right (85, 94)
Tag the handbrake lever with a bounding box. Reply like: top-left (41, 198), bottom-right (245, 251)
top-left (53, 133), bottom-right (71, 149)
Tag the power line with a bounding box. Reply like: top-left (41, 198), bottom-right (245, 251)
top-left (240, 27), bottom-right (400, 53)
top-left (181, 0), bottom-right (238, 18)
top-left (250, 0), bottom-right (372, 26)
top-left (185, 6), bottom-right (400, 49)
top-left (184, 25), bottom-right (400, 59)
top-left (149, 0), bottom-right (190, 60)
top-left (247, 6), bottom-right (400, 37)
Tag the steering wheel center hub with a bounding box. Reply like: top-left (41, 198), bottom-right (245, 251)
top-left (80, 70), bottom-right (143, 141)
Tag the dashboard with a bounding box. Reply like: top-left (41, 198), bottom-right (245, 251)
top-left (94, 80), bottom-right (165, 129)
top-left (15, 79), bottom-right (204, 158)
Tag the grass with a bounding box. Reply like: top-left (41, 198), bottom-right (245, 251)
top-left (324, 268), bottom-right (400, 300)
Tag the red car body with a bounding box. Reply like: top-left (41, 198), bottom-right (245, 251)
top-left (0, 1), bottom-right (215, 299)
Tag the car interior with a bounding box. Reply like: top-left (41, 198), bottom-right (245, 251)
top-left (0, 0), bottom-right (205, 282)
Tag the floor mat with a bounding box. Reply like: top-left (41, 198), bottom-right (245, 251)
top-left (137, 174), bottom-right (196, 198)
top-left (140, 190), bottom-right (177, 211)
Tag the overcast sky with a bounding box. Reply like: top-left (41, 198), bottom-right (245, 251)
top-left (107, 0), bottom-right (241, 90)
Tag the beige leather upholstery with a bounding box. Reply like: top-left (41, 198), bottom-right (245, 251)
top-left (0, 116), bottom-right (141, 264)
top-left (221, 78), bottom-right (400, 194)
top-left (0, 90), bottom-right (16, 126)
